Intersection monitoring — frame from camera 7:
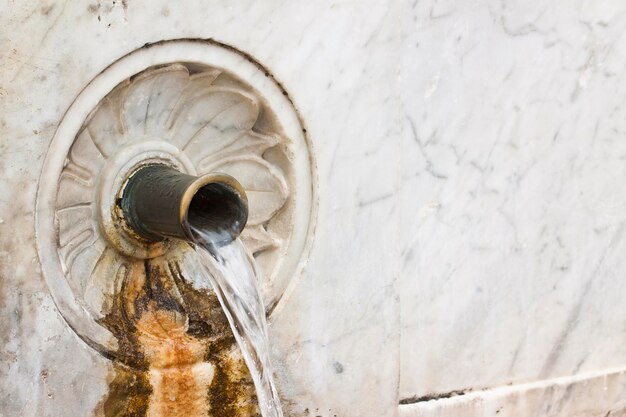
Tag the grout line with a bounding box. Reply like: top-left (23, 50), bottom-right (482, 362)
top-left (399, 365), bottom-right (626, 406)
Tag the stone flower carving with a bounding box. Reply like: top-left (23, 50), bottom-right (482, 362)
top-left (56, 63), bottom-right (291, 326)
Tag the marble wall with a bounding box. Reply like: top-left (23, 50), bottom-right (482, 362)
top-left (399, 1), bottom-right (626, 413)
top-left (0, 0), bottom-right (625, 416)
top-left (0, 1), bottom-right (401, 416)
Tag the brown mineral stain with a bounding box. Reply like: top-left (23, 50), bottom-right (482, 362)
top-left (102, 365), bottom-right (152, 417)
top-left (136, 305), bottom-right (208, 416)
top-left (207, 347), bottom-right (258, 417)
top-left (97, 255), bottom-right (260, 417)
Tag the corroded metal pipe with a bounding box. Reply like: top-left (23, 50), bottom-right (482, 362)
top-left (121, 164), bottom-right (248, 247)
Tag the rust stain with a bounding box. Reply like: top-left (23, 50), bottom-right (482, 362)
top-left (102, 365), bottom-right (152, 417)
top-left (98, 255), bottom-right (259, 417)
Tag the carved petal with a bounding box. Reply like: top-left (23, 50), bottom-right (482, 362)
top-left (241, 225), bottom-right (279, 255)
top-left (67, 129), bottom-right (105, 183)
top-left (86, 90), bottom-right (127, 157)
top-left (121, 64), bottom-right (190, 139)
top-left (161, 69), bottom-right (222, 132)
top-left (57, 204), bottom-right (97, 275)
top-left (167, 87), bottom-right (260, 156)
top-left (57, 170), bottom-right (93, 210)
top-left (79, 243), bottom-right (118, 315)
top-left (197, 130), bottom-right (280, 169)
top-left (209, 156), bottom-right (288, 226)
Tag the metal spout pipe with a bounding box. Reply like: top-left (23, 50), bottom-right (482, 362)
top-left (120, 164), bottom-right (248, 247)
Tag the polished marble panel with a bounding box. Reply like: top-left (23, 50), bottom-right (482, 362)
top-left (399, 0), bottom-right (626, 402)
top-left (0, 1), bottom-right (401, 416)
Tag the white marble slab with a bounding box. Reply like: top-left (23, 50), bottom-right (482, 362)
top-left (0, 0), bottom-right (401, 416)
top-left (399, 0), bottom-right (626, 403)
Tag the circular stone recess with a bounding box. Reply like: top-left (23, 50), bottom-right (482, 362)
top-left (35, 40), bottom-right (316, 358)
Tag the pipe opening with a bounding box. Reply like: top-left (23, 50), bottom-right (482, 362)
top-left (187, 181), bottom-right (248, 247)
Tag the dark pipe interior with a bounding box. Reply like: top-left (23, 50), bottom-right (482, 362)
top-left (188, 182), bottom-right (248, 247)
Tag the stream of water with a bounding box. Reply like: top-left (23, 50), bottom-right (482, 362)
top-left (190, 226), bottom-right (284, 417)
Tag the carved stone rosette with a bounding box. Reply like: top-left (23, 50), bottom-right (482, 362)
top-left (36, 41), bottom-right (315, 359)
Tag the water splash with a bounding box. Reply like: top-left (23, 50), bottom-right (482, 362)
top-left (190, 226), bottom-right (284, 417)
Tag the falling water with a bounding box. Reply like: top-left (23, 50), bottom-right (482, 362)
top-left (190, 226), bottom-right (284, 417)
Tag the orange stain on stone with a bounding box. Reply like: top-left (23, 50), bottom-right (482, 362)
top-left (136, 303), bottom-right (213, 416)
top-left (98, 257), bottom-right (259, 417)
